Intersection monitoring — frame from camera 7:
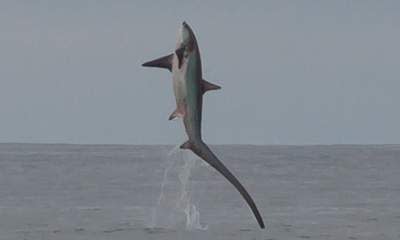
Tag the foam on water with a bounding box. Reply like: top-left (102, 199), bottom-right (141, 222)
top-left (150, 145), bottom-right (207, 230)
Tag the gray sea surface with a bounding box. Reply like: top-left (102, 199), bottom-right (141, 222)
top-left (0, 143), bottom-right (399, 239)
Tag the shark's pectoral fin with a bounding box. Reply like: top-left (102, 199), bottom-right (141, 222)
top-left (202, 79), bottom-right (221, 94)
top-left (142, 54), bottom-right (173, 72)
top-left (168, 104), bottom-right (186, 120)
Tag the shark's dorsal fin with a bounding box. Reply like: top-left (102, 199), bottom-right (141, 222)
top-left (168, 104), bottom-right (186, 120)
top-left (202, 79), bottom-right (221, 94)
top-left (142, 54), bottom-right (173, 72)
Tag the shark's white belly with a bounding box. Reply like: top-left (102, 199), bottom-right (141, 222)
top-left (172, 54), bottom-right (187, 106)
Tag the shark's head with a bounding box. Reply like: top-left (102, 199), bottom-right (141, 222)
top-left (176, 21), bottom-right (196, 50)
top-left (175, 22), bottom-right (197, 68)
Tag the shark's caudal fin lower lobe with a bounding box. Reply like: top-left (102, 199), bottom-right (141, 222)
top-left (180, 140), bottom-right (265, 229)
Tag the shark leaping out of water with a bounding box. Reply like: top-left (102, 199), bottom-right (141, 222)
top-left (142, 22), bottom-right (265, 229)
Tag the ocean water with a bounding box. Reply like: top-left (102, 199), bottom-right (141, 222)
top-left (0, 143), bottom-right (399, 239)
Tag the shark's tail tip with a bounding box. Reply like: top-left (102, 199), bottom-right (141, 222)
top-left (260, 222), bottom-right (266, 229)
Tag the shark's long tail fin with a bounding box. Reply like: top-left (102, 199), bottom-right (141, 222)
top-left (180, 140), bottom-right (265, 229)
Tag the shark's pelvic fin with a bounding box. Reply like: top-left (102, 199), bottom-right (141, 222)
top-left (142, 54), bottom-right (173, 72)
top-left (180, 140), bottom-right (192, 149)
top-left (181, 140), bottom-right (265, 229)
top-left (202, 79), bottom-right (221, 94)
top-left (168, 104), bottom-right (186, 120)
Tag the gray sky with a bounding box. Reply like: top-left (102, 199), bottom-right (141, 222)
top-left (1, 1), bottom-right (399, 145)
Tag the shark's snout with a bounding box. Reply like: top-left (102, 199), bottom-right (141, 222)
top-left (177, 22), bottom-right (198, 57)
top-left (181, 21), bottom-right (192, 35)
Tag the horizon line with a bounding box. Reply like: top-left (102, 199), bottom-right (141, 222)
top-left (1, 142), bottom-right (399, 147)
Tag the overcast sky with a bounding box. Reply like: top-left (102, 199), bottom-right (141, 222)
top-left (1, 1), bottom-right (399, 145)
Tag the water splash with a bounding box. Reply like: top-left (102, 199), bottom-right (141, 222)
top-left (177, 150), bottom-right (207, 230)
top-left (150, 145), bottom-right (207, 230)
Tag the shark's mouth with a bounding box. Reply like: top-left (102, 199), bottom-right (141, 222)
top-left (175, 47), bottom-right (185, 69)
